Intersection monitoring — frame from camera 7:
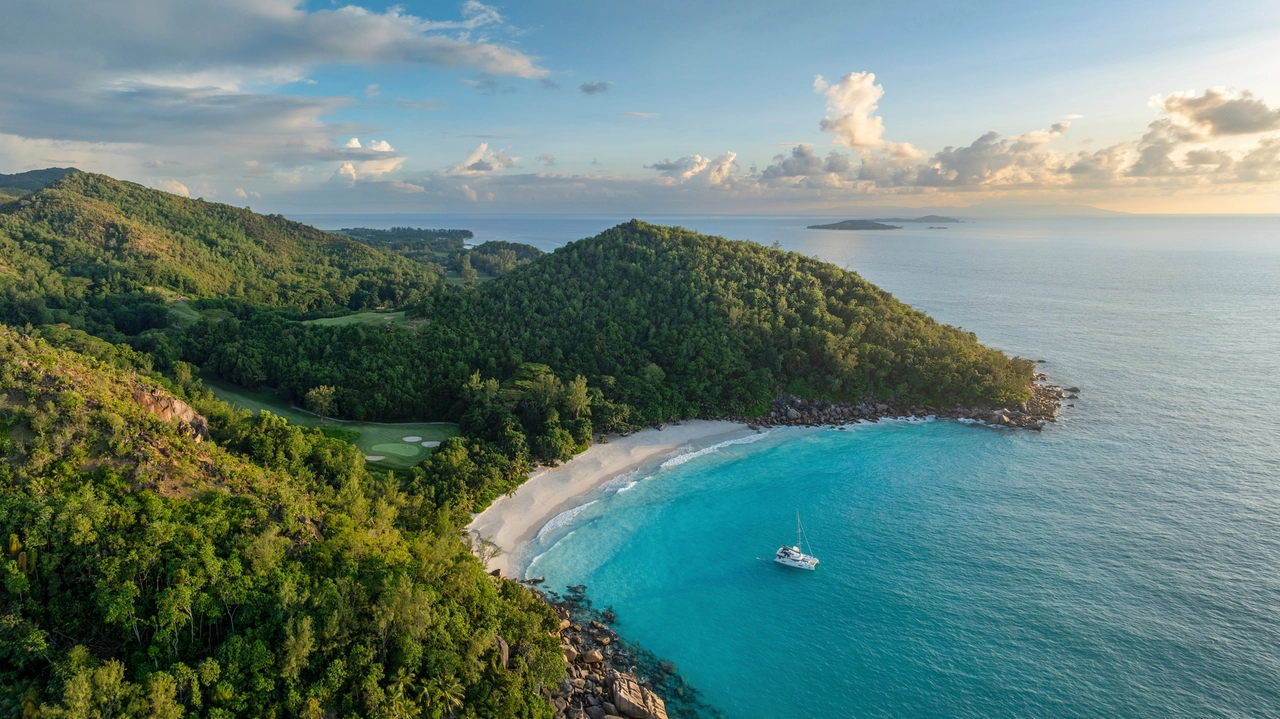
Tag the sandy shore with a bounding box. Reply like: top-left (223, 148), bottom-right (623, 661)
top-left (467, 420), bottom-right (748, 577)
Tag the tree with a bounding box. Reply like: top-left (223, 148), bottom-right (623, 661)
top-left (564, 375), bottom-right (590, 419)
top-left (304, 385), bottom-right (336, 421)
top-left (461, 253), bottom-right (477, 284)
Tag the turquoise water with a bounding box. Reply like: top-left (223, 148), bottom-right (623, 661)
top-left (303, 212), bottom-right (1280, 716)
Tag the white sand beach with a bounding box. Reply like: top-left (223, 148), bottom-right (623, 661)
top-left (467, 420), bottom-right (748, 577)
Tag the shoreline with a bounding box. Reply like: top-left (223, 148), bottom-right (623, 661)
top-left (466, 419), bottom-right (749, 577)
top-left (467, 379), bottom-right (1068, 578)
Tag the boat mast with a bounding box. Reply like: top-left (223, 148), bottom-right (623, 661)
top-left (795, 510), bottom-right (802, 551)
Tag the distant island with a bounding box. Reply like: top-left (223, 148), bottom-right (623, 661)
top-left (807, 219), bottom-right (902, 230)
top-left (870, 215), bottom-right (963, 223)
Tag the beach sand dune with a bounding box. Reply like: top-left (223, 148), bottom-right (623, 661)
top-left (467, 420), bottom-right (747, 577)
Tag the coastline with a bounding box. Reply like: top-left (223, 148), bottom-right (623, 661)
top-left (467, 419), bottom-right (749, 577)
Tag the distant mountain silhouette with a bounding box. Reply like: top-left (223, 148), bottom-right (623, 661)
top-left (0, 167), bottom-right (80, 192)
top-left (807, 219), bottom-right (901, 230)
top-left (870, 215), bottom-right (962, 223)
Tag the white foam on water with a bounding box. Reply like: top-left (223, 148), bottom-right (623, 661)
top-left (615, 480), bottom-right (639, 493)
top-left (523, 530), bottom-right (575, 576)
top-left (535, 500), bottom-right (599, 543)
top-left (660, 430), bottom-right (773, 469)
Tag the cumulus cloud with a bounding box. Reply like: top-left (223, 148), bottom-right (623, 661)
top-left (0, 0), bottom-right (546, 196)
top-left (345, 137), bottom-right (362, 148)
top-left (1155, 88), bottom-right (1280, 139)
top-left (331, 162), bottom-right (359, 187)
top-left (814, 72), bottom-right (888, 149)
top-left (158, 179), bottom-right (190, 196)
top-left (648, 155), bottom-right (711, 181)
top-left (580, 81), bottom-right (611, 95)
top-left (537, 153), bottom-right (556, 166)
top-left (449, 143), bottom-right (517, 175)
top-left (368, 140), bottom-right (393, 152)
top-left (761, 145), bottom-right (851, 179)
top-left (646, 152), bottom-right (738, 186)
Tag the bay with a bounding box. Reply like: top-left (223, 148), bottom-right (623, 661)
top-left (300, 212), bottom-right (1280, 717)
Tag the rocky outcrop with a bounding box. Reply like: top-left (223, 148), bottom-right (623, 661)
top-left (131, 384), bottom-right (210, 441)
top-left (731, 377), bottom-right (1070, 432)
top-left (535, 595), bottom-right (682, 719)
top-left (612, 673), bottom-right (668, 719)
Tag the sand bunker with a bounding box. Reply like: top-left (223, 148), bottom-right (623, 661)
top-left (402, 435), bottom-right (423, 442)
top-left (365, 455), bottom-right (386, 461)
top-left (422, 440), bottom-right (441, 447)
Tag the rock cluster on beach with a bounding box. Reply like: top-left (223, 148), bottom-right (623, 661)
top-left (541, 603), bottom-right (669, 719)
top-left (730, 378), bottom-right (1070, 431)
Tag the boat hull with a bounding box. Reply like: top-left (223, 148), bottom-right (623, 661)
top-left (775, 549), bottom-right (819, 570)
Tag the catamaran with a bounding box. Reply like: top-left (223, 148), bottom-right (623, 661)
top-left (775, 511), bottom-right (819, 570)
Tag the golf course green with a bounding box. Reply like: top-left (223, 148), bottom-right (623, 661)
top-left (203, 377), bottom-right (457, 469)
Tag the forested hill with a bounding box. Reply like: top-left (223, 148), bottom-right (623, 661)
top-left (0, 167), bottom-right (79, 194)
top-left (435, 220), bottom-right (1032, 415)
top-left (188, 220), bottom-right (1033, 426)
top-left (0, 173), bottom-right (443, 338)
top-left (0, 326), bottom-right (562, 717)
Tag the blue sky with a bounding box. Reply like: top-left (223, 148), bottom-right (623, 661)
top-left (2, 0), bottom-right (1279, 213)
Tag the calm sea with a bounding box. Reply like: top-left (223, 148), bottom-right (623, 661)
top-left (301, 213), bottom-right (1280, 718)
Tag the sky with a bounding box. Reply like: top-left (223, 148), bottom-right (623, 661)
top-left (2, 0), bottom-right (1280, 214)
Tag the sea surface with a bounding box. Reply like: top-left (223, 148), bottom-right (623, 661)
top-left (302, 213), bottom-right (1280, 718)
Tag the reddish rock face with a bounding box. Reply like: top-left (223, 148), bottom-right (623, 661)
top-left (131, 385), bottom-right (210, 441)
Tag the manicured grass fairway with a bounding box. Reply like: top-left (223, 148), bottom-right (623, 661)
top-left (204, 377), bottom-right (457, 469)
top-left (302, 311), bottom-right (419, 327)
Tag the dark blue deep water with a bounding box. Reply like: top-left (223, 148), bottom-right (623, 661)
top-left (308, 213), bottom-right (1280, 717)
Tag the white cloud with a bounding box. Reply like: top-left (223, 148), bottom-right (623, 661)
top-left (345, 137), bottom-right (362, 148)
top-left (537, 153), bottom-right (556, 166)
top-left (460, 184), bottom-right (478, 201)
top-left (1155, 87), bottom-right (1280, 139)
top-left (332, 162), bottom-right (358, 187)
top-left (647, 155), bottom-right (711, 182)
top-left (814, 72), bottom-right (888, 149)
top-left (233, 187), bottom-right (248, 198)
top-left (0, 0), bottom-right (547, 199)
top-left (645, 152), bottom-right (739, 187)
top-left (448, 143), bottom-right (517, 175)
top-left (158, 179), bottom-right (190, 196)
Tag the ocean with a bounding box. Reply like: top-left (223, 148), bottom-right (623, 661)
top-left (303, 213), bottom-right (1280, 717)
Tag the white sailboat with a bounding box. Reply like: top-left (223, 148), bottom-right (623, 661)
top-left (775, 511), bottom-right (819, 570)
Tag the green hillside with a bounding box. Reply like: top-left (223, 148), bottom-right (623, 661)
top-left (0, 167), bottom-right (79, 192)
top-left (0, 326), bottom-right (562, 717)
top-left (0, 173), bottom-right (443, 340)
top-left (184, 220), bottom-right (1032, 425)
